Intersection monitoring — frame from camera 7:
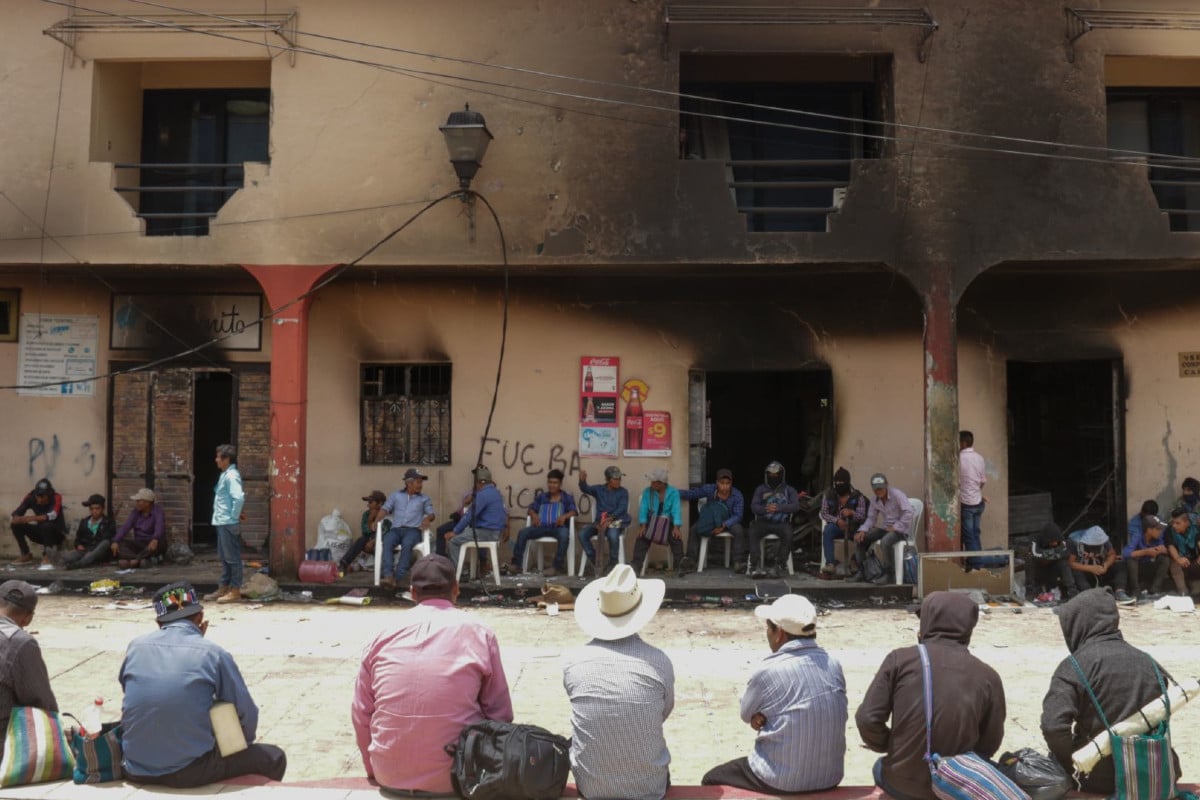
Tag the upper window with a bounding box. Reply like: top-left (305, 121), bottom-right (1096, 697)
top-left (92, 60), bottom-right (270, 236)
top-left (361, 364), bottom-right (452, 466)
top-left (680, 54), bottom-right (889, 232)
top-left (1108, 88), bottom-right (1200, 232)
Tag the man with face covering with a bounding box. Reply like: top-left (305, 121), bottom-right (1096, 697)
top-left (1041, 587), bottom-right (1180, 795)
top-left (856, 592), bottom-right (1007, 800)
top-left (749, 462), bottom-right (802, 577)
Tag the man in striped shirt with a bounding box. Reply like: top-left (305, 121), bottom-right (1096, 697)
top-left (703, 594), bottom-right (847, 794)
top-left (563, 565), bottom-right (673, 800)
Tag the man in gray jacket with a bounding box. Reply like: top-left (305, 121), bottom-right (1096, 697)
top-left (1041, 588), bottom-right (1181, 795)
top-left (0, 581), bottom-right (58, 751)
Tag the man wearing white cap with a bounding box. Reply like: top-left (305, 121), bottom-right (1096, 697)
top-left (703, 594), bottom-right (847, 794)
top-left (563, 564), bottom-right (674, 800)
top-left (111, 488), bottom-right (166, 568)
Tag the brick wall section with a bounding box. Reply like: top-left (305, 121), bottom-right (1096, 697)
top-left (150, 369), bottom-right (194, 545)
top-left (110, 372), bottom-right (150, 523)
top-left (236, 369), bottom-right (270, 547)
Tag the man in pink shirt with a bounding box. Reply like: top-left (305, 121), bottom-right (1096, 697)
top-left (959, 430), bottom-right (987, 569)
top-left (352, 554), bottom-right (513, 794)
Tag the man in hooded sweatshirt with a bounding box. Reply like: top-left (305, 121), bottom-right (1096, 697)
top-left (1041, 587), bottom-right (1180, 795)
top-left (749, 462), bottom-right (802, 578)
top-left (856, 592), bottom-right (1007, 800)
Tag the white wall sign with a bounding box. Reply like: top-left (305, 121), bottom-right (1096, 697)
top-left (17, 314), bottom-right (99, 397)
top-left (111, 293), bottom-right (263, 351)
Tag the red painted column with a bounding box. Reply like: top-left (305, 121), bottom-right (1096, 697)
top-left (923, 266), bottom-right (959, 553)
top-left (242, 264), bottom-right (339, 579)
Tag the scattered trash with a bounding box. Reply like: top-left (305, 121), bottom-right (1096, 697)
top-left (37, 563), bottom-right (56, 571)
top-left (545, 602), bottom-right (560, 616)
top-left (35, 581), bottom-right (64, 595)
top-left (242, 572), bottom-right (281, 601)
top-left (1153, 595), bottom-right (1195, 613)
top-left (825, 599), bottom-right (845, 609)
top-left (89, 579), bottom-right (120, 596)
top-left (114, 569), bottom-right (136, 575)
top-left (90, 601), bottom-right (154, 611)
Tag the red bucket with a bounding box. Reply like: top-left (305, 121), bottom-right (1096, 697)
top-left (297, 560), bottom-right (338, 584)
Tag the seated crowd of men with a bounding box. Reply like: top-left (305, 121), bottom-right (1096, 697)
top-left (334, 463), bottom-right (917, 585)
top-left (0, 565), bottom-right (1171, 797)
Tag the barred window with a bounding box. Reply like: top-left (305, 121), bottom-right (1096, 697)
top-left (361, 364), bottom-right (452, 465)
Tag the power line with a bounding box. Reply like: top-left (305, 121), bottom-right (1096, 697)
top-left (111, 0), bottom-right (1200, 168)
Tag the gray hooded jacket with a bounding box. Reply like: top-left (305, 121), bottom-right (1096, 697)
top-left (1040, 588), bottom-right (1178, 794)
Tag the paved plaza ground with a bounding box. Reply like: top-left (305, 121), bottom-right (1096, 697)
top-left (25, 594), bottom-right (1200, 786)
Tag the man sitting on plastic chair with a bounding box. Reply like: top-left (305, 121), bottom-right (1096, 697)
top-left (679, 467), bottom-right (746, 574)
top-left (749, 461), bottom-right (802, 578)
top-left (378, 469), bottom-right (436, 592)
top-left (510, 469), bottom-right (577, 578)
top-left (577, 466), bottom-right (630, 577)
top-left (851, 473), bottom-right (913, 585)
top-left (446, 467), bottom-right (508, 570)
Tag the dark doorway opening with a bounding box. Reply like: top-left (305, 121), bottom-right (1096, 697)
top-left (1007, 360), bottom-right (1125, 543)
top-left (192, 371), bottom-right (234, 547)
top-left (702, 370), bottom-right (834, 499)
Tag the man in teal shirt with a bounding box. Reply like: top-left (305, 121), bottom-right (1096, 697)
top-left (206, 444), bottom-right (245, 604)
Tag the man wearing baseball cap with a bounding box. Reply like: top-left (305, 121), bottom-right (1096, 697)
top-left (9, 478), bottom-right (65, 565)
top-left (577, 465), bottom-right (631, 576)
top-left (0, 580), bottom-right (58, 752)
top-left (63, 493), bottom-right (116, 570)
top-left (447, 467), bottom-right (508, 570)
top-left (852, 473), bottom-right (914, 584)
top-left (352, 555), bottom-right (512, 794)
top-left (111, 487), bottom-right (166, 569)
top-left (379, 469), bottom-right (436, 590)
top-left (118, 582), bottom-right (286, 786)
top-left (680, 467), bottom-right (746, 574)
top-left (704, 594), bottom-right (846, 794)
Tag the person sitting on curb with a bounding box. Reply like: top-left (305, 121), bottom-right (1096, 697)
top-left (703, 594), bottom-right (846, 795)
top-left (564, 564), bottom-right (675, 800)
top-left (819, 467), bottom-right (868, 577)
top-left (852, 473), bottom-right (914, 584)
top-left (352, 555), bottom-right (513, 794)
top-left (680, 468), bottom-right (747, 574)
top-left (338, 490), bottom-right (387, 575)
top-left (1167, 506), bottom-right (1200, 597)
top-left (1041, 588), bottom-right (1181, 795)
top-left (577, 466), bottom-right (631, 577)
top-left (1030, 522), bottom-right (1073, 603)
top-left (510, 469), bottom-right (578, 578)
top-left (378, 469), bottom-right (436, 591)
top-left (1066, 525), bottom-right (1131, 603)
top-left (63, 493), bottom-right (116, 570)
top-left (111, 488), bottom-right (165, 568)
top-left (0, 581), bottom-right (58, 754)
top-left (1121, 514), bottom-right (1170, 598)
top-left (9, 478), bottom-right (65, 566)
top-left (119, 582), bottom-right (287, 787)
top-left (857, 591), bottom-right (1007, 800)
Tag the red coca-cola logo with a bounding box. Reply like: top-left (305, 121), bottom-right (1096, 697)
top-left (626, 417), bottom-right (643, 428)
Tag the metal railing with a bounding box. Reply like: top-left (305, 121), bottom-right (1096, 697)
top-left (725, 158), bottom-right (851, 232)
top-left (1114, 156), bottom-right (1200, 230)
top-left (114, 163), bottom-right (246, 235)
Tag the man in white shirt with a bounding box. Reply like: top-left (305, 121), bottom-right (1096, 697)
top-left (959, 431), bottom-right (987, 569)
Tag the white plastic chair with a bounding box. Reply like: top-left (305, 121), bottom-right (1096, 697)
top-left (892, 499), bottom-right (923, 585)
top-left (455, 539), bottom-right (502, 585)
top-left (757, 533), bottom-right (795, 575)
top-left (577, 514), bottom-right (627, 576)
top-left (697, 532), bottom-right (734, 572)
top-left (520, 515), bottom-right (576, 576)
top-left (373, 521), bottom-right (432, 587)
top-left (640, 543), bottom-right (674, 576)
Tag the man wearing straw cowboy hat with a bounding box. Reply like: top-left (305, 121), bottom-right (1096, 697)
top-left (563, 564), bottom-right (675, 800)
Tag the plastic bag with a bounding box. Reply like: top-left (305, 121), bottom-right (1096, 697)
top-left (166, 541), bottom-right (194, 565)
top-left (242, 572), bottom-right (281, 601)
top-left (315, 509), bottom-right (353, 563)
top-left (997, 749), bottom-right (1072, 800)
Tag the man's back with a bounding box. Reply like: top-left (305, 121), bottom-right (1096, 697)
top-left (746, 640), bottom-right (846, 792)
top-left (352, 599), bottom-right (512, 794)
top-left (120, 622), bottom-right (257, 776)
top-left (0, 616), bottom-right (57, 751)
top-left (562, 634), bottom-right (674, 800)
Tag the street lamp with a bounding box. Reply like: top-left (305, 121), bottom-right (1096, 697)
top-left (439, 104), bottom-right (493, 191)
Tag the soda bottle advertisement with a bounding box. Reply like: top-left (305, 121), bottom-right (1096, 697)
top-left (579, 356), bottom-right (619, 457)
top-left (619, 378), bottom-right (670, 456)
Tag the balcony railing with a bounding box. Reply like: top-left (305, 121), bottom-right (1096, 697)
top-left (114, 163), bottom-right (246, 236)
top-left (726, 159), bottom-right (851, 232)
top-left (1114, 156), bottom-right (1200, 232)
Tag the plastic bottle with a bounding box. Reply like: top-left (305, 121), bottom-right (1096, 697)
top-left (82, 697), bottom-right (103, 739)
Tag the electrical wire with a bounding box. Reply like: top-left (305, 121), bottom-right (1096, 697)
top-left (0, 189), bottom-right (463, 392)
top-left (110, 0), bottom-right (1200, 168)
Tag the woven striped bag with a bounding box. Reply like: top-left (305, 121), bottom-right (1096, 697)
top-left (0, 706), bottom-right (75, 786)
top-left (919, 645), bottom-right (1031, 800)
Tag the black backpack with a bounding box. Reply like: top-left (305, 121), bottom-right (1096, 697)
top-left (447, 720), bottom-right (571, 800)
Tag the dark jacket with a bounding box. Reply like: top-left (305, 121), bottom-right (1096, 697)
top-left (74, 515), bottom-right (116, 550)
top-left (1041, 588), bottom-right (1179, 794)
top-left (856, 592), bottom-right (1007, 800)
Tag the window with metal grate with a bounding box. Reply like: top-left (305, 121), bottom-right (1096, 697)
top-left (360, 363), bottom-right (452, 465)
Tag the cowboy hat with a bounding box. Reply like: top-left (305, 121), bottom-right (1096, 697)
top-left (574, 564), bottom-right (664, 641)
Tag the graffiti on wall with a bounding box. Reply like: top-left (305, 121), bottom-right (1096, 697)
top-left (480, 437), bottom-right (593, 516)
top-left (28, 435), bottom-right (96, 480)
